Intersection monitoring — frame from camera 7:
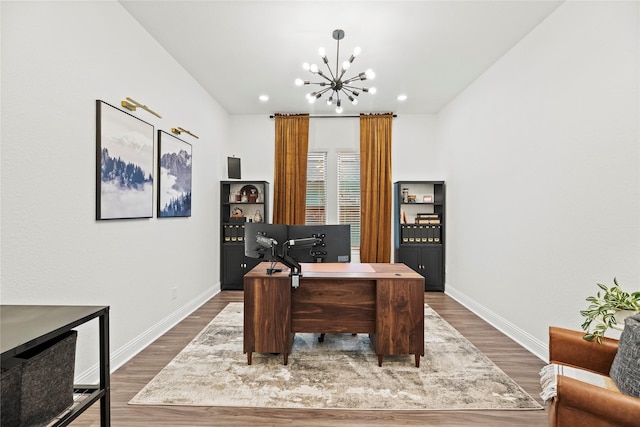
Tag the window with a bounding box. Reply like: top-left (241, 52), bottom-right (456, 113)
top-left (305, 151), bottom-right (361, 247)
top-left (305, 151), bottom-right (327, 225)
top-left (337, 152), bottom-right (360, 246)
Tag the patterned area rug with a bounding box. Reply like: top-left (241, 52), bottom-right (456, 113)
top-left (129, 303), bottom-right (543, 411)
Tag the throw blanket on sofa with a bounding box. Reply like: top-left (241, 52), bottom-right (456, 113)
top-left (539, 363), bottom-right (619, 403)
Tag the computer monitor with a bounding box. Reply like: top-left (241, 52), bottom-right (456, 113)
top-left (286, 224), bottom-right (351, 263)
top-left (244, 222), bottom-right (288, 260)
top-left (227, 156), bottom-right (241, 179)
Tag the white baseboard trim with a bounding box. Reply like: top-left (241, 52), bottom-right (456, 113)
top-left (445, 285), bottom-right (548, 362)
top-left (75, 283), bottom-right (221, 384)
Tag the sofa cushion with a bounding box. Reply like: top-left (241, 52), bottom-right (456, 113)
top-left (609, 312), bottom-right (640, 398)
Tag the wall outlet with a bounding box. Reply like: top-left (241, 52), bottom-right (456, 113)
top-left (172, 287), bottom-right (177, 300)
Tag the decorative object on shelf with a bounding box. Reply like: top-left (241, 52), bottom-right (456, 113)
top-left (402, 188), bottom-right (409, 203)
top-left (249, 188), bottom-right (258, 203)
top-left (254, 210), bottom-right (263, 223)
top-left (580, 277), bottom-right (640, 343)
top-left (231, 207), bottom-right (243, 218)
top-left (96, 100), bottom-right (154, 220)
top-left (157, 130), bottom-right (192, 218)
top-left (415, 213), bottom-right (440, 224)
top-left (240, 185), bottom-right (258, 203)
top-left (407, 195), bottom-right (416, 203)
top-left (171, 127), bottom-right (199, 139)
top-left (295, 29), bottom-right (376, 114)
top-left (120, 97), bottom-right (162, 118)
top-left (423, 195), bottom-right (434, 203)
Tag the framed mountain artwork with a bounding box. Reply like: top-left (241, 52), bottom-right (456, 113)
top-left (157, 130), bottom-right (192, 218)
top-left (96, 100), bottom-right (154, 220)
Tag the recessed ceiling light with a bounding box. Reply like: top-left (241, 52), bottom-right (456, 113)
top-left (259, 95), bottom-right (269, 102)
top-left (397, 94), bottom-right (408, 101)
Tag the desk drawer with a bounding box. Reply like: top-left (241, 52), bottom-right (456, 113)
top-left (291, 280), bottom-right (376, 333)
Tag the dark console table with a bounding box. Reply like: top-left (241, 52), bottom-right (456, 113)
top-left (1, 305), bottom-right (110, 426)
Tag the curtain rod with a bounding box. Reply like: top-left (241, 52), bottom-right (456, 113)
top-left (269, 114), bottom-right (397, 119)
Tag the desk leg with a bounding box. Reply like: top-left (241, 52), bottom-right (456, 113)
top-left (377, 355), bottom-right (383, 367)
top-left (283, 353), bottom-right (289, 365)
top-left (415, 354), bottom-right (420, 368)
top-left (247, 352), bottom-right (252, 365)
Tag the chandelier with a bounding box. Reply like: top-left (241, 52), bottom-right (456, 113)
top-left (295, 29), bottom-right (376, 114)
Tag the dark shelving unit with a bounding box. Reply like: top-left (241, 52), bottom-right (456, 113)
top-left (220, 181), bottom-right (269, 290)
top-left (394, 181), bottom-right (445, 291)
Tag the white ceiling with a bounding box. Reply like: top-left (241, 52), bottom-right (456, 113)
top-left (119, 0), bottom-right (564, 116)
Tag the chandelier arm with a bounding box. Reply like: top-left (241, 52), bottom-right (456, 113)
top-left (343, 75), bottom-right (366, 84)
top-left (306, 80), bottom-right (334, 89)
top-left (343, 84), bottom-right (367, 91)
top-left (314, 87), bottom-right (333, 97)
top-left (311, 72), bottom-right (334, 84)
top-left (323, 59), bottom-right (338, 82)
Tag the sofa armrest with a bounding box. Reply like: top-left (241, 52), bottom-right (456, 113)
top-left (552, 375), bottom-right (640, 427)
top-left (549, 326), bottom-right (619, 375)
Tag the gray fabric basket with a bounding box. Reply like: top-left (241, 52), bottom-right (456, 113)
top-left (0, 330), bottom-right (77, 427)
top-left (609, 313), bottom-right (640, 398)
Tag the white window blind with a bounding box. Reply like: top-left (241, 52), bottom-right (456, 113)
top-left (337, 151), bottom-right (360, 246)
top-left (305, 151), bottom-right (327, 225)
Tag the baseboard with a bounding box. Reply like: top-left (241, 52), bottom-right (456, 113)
top-left (75, 283), bottom-right (221, 384)
top-left (445, 285), bottom-right (548, 362)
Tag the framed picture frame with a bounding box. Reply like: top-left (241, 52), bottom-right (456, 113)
top-left (96, 100), bottom-right (154, 220)
top-left (157, 130), bottom-right (192, 217)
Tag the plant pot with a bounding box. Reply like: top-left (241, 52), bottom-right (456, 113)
top-left (612, 310), bottom-right (639, 331)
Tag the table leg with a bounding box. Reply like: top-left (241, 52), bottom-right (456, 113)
top-left (415, 354), bottom-right (420, 368)
top-left (378, 354), bottom-right (383, 367)
top-left (247, 352), bottom-right (252, 365)
top-left (283, 353), bottom-right (289, 365)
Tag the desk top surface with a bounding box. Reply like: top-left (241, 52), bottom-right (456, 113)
top-left (245, 262), bottom-right (423, 280)
top-left (1, 305), bottom-right (108, 357)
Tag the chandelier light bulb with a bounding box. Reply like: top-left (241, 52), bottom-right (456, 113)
top-left (308, 96), bottom-right (316, 104)
top-left (369, 87), bottom-right (377, 94)
top-left (303, 62), bottom-right (310, 71)
top-left (319, 47), bottom-right (326, 57)
top-left (295, 78), bottom-right (304, 86)
top-left (351, 98), bottom-right (358, 106)
top-left (342, 60), bottom-right (351, 70)
top-left (353, 46), bottom-right (361, 57)
top-left (310, 64), bottom-right (319, 73)
top-left (326, 97), bottom-right (333, 105)
top-left (365, 69), bottom-right (375, 80)
top-left (336, 105), bottom-right (343, 114)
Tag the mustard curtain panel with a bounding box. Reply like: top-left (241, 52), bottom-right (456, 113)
top-left (273, 114), bottom-right (309, 225)
top-left (359, 113), bottom-right (393, 263)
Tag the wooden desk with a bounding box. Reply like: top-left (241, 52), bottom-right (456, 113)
top-left (243, 263), bottom-right (424, 367)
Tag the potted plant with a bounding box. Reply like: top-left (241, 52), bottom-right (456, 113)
top-left (580, 278), bottom-right (640, 343)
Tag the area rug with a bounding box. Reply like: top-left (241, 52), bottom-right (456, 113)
top-left (129, 303), bottom-right (543, 411)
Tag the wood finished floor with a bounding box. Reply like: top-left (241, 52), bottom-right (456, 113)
top-left (71, 291), bottom-right (549, 426)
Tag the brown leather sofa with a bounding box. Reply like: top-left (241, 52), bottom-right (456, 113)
top-left (548, 326), bottom-right (640, 427)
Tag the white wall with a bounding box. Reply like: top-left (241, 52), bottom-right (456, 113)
top-left (438, 0), bottom-right (639, 358)
top-left (1, 1), bottom-right (227, 381)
